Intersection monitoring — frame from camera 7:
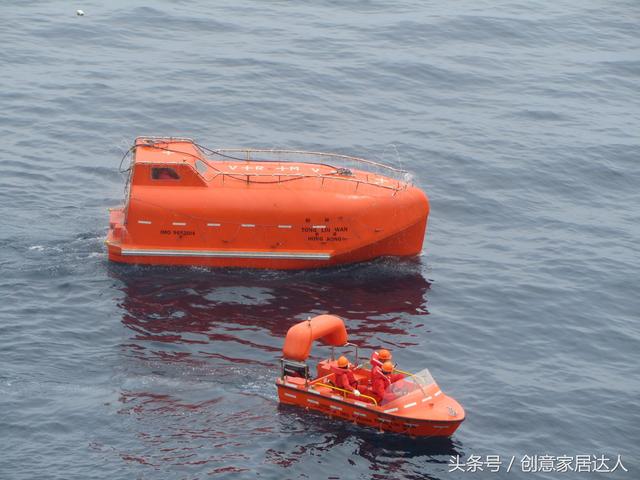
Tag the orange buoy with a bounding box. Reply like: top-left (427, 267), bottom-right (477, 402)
top-left (282, 314), bottom-right (348, 361)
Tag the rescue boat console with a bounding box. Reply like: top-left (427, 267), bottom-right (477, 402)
top-left (106, 137), bottom-right (429, 269)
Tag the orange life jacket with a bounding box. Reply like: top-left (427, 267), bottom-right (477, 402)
top-left (370, 351), bottom-right (384, 369)
top-left (371, 373), bottom-right (392, 402)
top-left (331, 365), bottom-right (358, 392)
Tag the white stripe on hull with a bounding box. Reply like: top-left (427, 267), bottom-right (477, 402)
top-left (120, 248), bottom-right (332, 260)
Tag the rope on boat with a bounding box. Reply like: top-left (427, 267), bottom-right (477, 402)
top-left (118, 145), bottom-right (136, 173)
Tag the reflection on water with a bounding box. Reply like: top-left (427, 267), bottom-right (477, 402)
top-left (275, 403), bottom-right (462, 456)
top-left (112, 388), bottom-right (272, 474)
top-left (109, 258), bottom-right (431, 346)
top-left (107, 259), bottom-right (443, 476)
top-left (269, 404), bottom-right (463, 479)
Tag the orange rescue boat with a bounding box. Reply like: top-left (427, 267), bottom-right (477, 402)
top-left (275, 315), bottom-right (465, 437)
top-left (106, 137), bottom-right (429, 269)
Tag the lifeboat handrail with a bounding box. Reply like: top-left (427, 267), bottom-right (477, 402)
top-left (133, 137), bottom-right (407, 175)
top-left (133, 137), bottom-right (402, 173)
top-left (205, 171), bottom-right (409, 192)
top-left (136, 135), bottom-right (196, 143)
top-left (315, 383), bottom-right (378, 406)
top-left (205, 148), bottom-right (408, 174)
top-left (128, 139), bottom-right (412, 189)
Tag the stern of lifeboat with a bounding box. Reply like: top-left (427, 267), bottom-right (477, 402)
top-left (106, 207), bottom-right (126, 260)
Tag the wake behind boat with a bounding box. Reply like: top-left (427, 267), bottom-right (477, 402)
top-left (106, 137), bottom-right (429, 269)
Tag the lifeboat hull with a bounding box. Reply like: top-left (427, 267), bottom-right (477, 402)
top-left (276, 380), bottom-right (463, 437)
top-left (106, 138), bottom-right (429, 270)
top-left (107, 213), bottom-right (426, 269)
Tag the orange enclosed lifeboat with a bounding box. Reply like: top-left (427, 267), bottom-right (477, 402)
top-left (106, 137), bottom-right (429, 269)
top-left (275, 315), bottom-right (465, 437)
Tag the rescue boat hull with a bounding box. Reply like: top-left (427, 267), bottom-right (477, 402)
top-left (106, 137), bottom-right (429, 270)
top-left (276, 381), bottom-right (463, 437)
top-left (275, 315), bottom-right (465, 437)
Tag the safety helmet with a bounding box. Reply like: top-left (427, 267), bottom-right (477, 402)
top-left (378, 349), bottom-right (392, 361)
top-left (382, 361), bottom-right (394, 373)
top-left (337, 356), bottom-right (349, 368)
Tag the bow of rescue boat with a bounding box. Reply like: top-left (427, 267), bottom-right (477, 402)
top-left (389, 390), bottom-right (465, 437)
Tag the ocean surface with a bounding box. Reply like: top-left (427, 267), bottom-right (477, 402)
top-left (1, 1), bottom-right (638, 479)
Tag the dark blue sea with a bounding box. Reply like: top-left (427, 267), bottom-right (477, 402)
top-left (1, 1), bottom-right (638, 479)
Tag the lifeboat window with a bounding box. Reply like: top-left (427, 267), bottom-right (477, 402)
top-left (151, 167), bottom-right (180, 180)
top-left (195, 160), bottom-right (209, 175)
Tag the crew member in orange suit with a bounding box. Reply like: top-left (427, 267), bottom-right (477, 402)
top-left (333, 356), bottom-right (360, 396)
top-left (371, 361), bottom-right (405, 404)
top-left (370, 348), bottom-right (392, 372)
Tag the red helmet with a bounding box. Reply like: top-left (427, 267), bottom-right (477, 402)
top-left (337, 356), bottom-right (349, 368)
top-left (378, 349), bottom-right (392, 361)
top-left (382, 361), bottom-right (394, 373)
